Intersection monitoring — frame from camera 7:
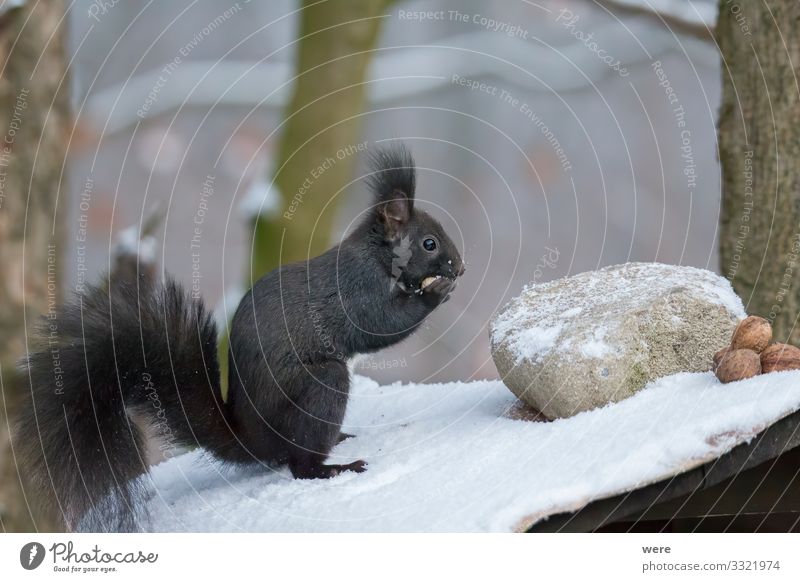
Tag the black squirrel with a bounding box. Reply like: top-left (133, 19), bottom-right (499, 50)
top-left (17, 144), bottom-right (465, 531)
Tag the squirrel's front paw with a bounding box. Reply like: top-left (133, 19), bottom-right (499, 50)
top-left (421, 277), bottom-right (456, 306)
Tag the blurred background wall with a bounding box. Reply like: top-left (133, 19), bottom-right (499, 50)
top-left (66, 0), bottom-right (720, 384)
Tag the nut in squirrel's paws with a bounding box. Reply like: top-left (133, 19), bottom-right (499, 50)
top-left (420, 275), bottom-right (441, 290)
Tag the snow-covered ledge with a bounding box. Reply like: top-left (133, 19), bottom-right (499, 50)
top-left (143, 371), bottom-right (800, 532)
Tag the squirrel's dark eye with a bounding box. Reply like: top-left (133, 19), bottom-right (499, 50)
top-left (422, 238), bottom-right (437, 252)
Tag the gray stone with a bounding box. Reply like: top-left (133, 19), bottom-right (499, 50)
top-left (490, 263), bottom-right (745, 419)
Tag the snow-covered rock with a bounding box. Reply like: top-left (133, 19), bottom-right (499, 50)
top-left (141, 370), bottom-right (800, 532)
top-left (490, 263), bottom-right (745, 419)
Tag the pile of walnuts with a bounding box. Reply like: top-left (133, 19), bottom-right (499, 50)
top-left (713, 316), bottom-right (800, 383)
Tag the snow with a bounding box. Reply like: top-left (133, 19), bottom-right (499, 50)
top-left (506, 324), bottom-right (563, 364)
top-left (490, 263), bottom-right (746, 365)
top-left (238, 178), bottom-right (282, 220)
top-left (113, 226), bottom-right (157, 264)
top-left (143, 369), bottom-right (800, 532)
top-left (579, 327), bottom-right (612, 359)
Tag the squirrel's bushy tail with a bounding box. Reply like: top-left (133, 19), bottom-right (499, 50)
top-left (17, 278), bottom-right (233, 531)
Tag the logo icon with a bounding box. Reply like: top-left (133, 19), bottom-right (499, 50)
top-left (20, 542), bottom-right (46, 570)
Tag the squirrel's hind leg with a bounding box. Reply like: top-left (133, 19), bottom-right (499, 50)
top-left (289, 456), bottom-right (367, 479)
top-left (285, 361), bottom-right (366, 479)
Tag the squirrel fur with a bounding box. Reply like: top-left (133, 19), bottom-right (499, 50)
top-left (17, 144), bottom-right (465, 531)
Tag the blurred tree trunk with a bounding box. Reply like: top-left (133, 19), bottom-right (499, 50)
top-left (0, 1), bottom-right (69, 532)
top-left (250, 0), bottom-right (392, 280)
top-left (718, 0), bottom-right (800, 343)
top-left (223, 1), bottom-right (393, 395)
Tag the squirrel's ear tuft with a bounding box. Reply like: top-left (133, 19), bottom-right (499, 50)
top-left (367, 143), bottom-right (415, 240)
top-left (367, 143), bottom-right (416, 207)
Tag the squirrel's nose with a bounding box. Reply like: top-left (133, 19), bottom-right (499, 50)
top-left (457, 262), bottom-right (466, 277)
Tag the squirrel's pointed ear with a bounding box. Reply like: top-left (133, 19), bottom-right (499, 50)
top-left (377, 189), bottom-right (411, 240)
top-left (367, 144), bottom-right (415, 240)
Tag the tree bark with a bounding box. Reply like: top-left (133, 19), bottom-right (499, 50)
top-left (718, 0), bottom-right (800, 343)
top-left (250, 0), bottom-right (390, 281)
top-left (0, 1), bottom-right (69, 532)
top-left (220, 1), bottom-right (392, 396)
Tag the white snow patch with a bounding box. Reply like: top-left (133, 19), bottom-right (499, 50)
top-left (580, 327), bottom-right (611, 359)
top-left (560, 307), bottom-right (583, 318)
top-left (490, 263), bottom-right (745, 362)
top-left (239, 178), bottom-right (282, 220)
top-left (143, 370), bottom-right (800, 532)
top-left (507, 324), bottom-right (563, 364)
top-left (113, 226), bottom-right (157, 264)
top-left (695, 277), bottom-right (746, 318)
